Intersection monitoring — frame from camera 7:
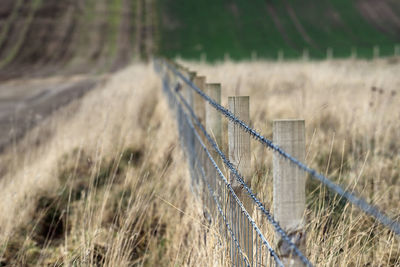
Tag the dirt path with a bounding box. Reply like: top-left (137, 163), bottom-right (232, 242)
top-left (0, 75), bottom-right (99, 152)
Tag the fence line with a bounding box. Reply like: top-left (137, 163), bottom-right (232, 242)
top-left (157, 59), bottom-right (311, 266)
top-left (161, 65), bottom-right (283, 266)
top-left (155, 58), bottom-right (400, 266)
top-left (163, 60), bottom-right (400, 237)
top-left (174, 86), bottom-right (310, 266)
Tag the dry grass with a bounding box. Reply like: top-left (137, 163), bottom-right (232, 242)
top-left (0, 58), bottom-right (399, 266)
top-left (183, 58), bottom-right (400, 266)
top-left (0, 64), bottom-right (217, 266)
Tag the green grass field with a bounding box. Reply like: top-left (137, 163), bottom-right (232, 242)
top-left (157, 0), bottom-right (400, 61)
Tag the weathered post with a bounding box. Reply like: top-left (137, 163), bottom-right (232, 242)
top-left (273, 119), bottom-right (306, 267)
top-left (200, 52), bottom-right (207, 63)
top-left (351, 47), bottom-right (357, 59)
top-left (302, 48), bottom-right (309, 61)
top-left (206, 84), bottom-right (222, 153)
top-left (183, 70), bottom-right (197, 188)
top-left (228, 96), bottom-right (251, 192)
top-left (251, 50), bottom-right (257, 61)
top-left (191, 75), bottom-right (210, 213)
top-left (228, 96), bottom-right (252, 263)
top-left (373, 45), bottom-right (380, 59)
top-left (327, 47), bottom-right (333, 60)
top-left (278, 49), bottom-right (284, 62)
top-left (205, 83), bottom-right (222, 218)
top-left (224, 52), bottom-right (231, 62)
top-left (193, 76), bottom-right (206, 125)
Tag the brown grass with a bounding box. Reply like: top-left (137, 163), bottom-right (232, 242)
top-left (0, 58), bottom-right (399, 266)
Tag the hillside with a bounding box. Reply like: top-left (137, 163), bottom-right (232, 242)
top-left (0, 0), bottom-right (400, 69)
top-left (0, 0), bottom-right (157, 79)
top-left (158, 0), bottom-right (400, 60)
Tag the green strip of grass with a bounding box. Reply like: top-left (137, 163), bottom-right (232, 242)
top-left (157, 0), bottom-right (400, 61)
top-left (108, 0), bottom-right (123, 57)
top-left (0, 0), bottom-right (24, 49)
top-left (0, 0), bottom-right (43, 69)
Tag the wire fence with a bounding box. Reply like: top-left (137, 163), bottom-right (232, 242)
top-left (154, 58), bottom-right (400, 266)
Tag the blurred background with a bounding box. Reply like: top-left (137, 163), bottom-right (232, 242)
top-left (0, 0), bottom-right (400, 78)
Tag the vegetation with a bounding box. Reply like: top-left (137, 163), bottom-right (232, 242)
top-left (158, 0), bottom-right (400, 60)
top-left (0, 0), bottom-right (399, 266)
top-left (0, 59), bottom-right (399, 265)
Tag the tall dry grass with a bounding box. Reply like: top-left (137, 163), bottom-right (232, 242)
top-left (0, 64), bottom-right (217, 266)
top-left (182, 58), bottom-right (400, 266)
top-left (0, 58), bottom-right (399, 266)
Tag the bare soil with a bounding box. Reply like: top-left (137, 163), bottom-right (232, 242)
top-left (0, 75), bottom-right (99, 152)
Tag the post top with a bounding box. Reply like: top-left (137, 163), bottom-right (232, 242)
top-left (273, 119), bottom-right (305, 122)
top-left (228, 96), bottom-right (250, 99)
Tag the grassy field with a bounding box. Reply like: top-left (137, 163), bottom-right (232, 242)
top-left (1, 0), bottom-right (399, 69)
top-left (0, 1), bottom-right (399, 265)
top-left (0, 58), bottom-right (399, 265)
top-left (0, 0), bottom-right (155, 77)
top-left (158, 0), bottom-right (400, 60)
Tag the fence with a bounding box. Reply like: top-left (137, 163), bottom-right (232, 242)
top-left (154, 58), bottom-right (400, 266)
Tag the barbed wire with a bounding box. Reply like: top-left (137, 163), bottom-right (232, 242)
top-left (157, 59), bottom-right (310, 266)
top-left (176, 100), bottom-right (284, 266)
top-left (174, 87), bottom-right (312, 267)
top-left (160, 67), bottom-right (285, 265)
top-left (164, 60), bottom-right (400, 237)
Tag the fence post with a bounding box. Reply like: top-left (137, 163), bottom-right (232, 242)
top-left (278, 49), bottom-right (284, 62)
top-left (228, 96), bottom-right (252, 263)
top-left (193, 76), bottom-right (206, 125)
top-left (251, 50), bottom-right (257, 61)
top-left (200, 52), bottom-right (207, 63)
top-left (206, 84), bottom-right (222, 152)
top-left (273, 119), bottom-right (306, 267)
top-left (228, 96), bottom-right (251, 192)
top-left (302, 48), bottom-right (309, 61)
top-left (205, 83), bottom-right (222, 219)
top-left (351, 47), bottom-right (357, 59)
top-left (183, 70), bottom-right (197, 188)
top-left (326, 47), bottom-right (333, 60)
top-left (373, 45), bottom-right (380, 59)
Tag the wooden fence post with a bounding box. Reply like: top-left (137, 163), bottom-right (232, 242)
top-left (183, 70), bottom-right (197, 187)
top-left (228, 96), bottom-right (252, 263)
top-left (205, 83), bottom-right (222, 219)
top-left (273, 119), bottom-right (306, 267)
top-left (327, 47), bottom-right (333, 60)
top-left (206, 84), bottom-right (222, 151)
top-left (302, 48), bottom-right (309, 61)
top-left (351, 47), bottom-right (357, 59)
top-left (278, 49), bottom-right (284, 62)
top-left (251, 51), bottom-right (257, 61)
top-left (228, 96), bottom-right (251, 191)
top-left (193, 76), bottom-right (206, 124)
top-left (373, 45), bottom-right (380, 59)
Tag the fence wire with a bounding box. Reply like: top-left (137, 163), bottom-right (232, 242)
top-left (163, 60), bottom-right (400, 238)
top-left (158, 60), bottom-right (286, 266)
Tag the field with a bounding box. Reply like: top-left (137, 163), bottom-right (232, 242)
top-left (158, 0), bottom-right (400, 60)
top-left (0, 58), bottom-right (399, 265)
top-left (1, 0), bottom-right (400, 70)
top-left (0, 0), bottom-right (399, 266)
